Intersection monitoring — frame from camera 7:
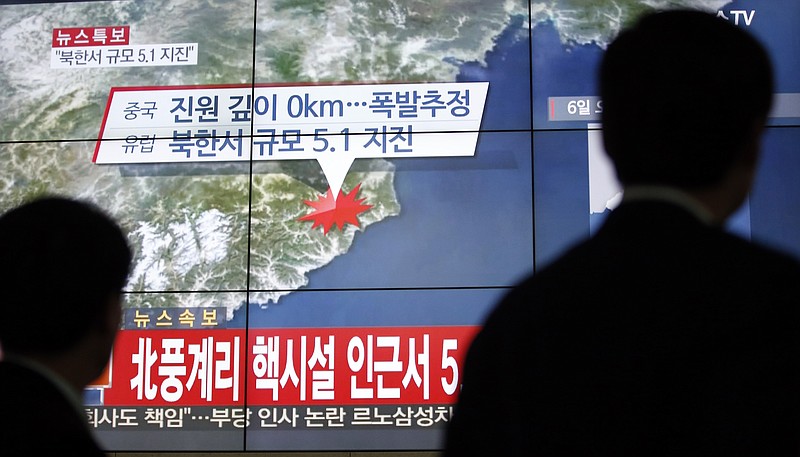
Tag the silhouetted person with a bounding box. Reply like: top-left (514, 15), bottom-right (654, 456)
top-left (445, 9), bottom-right (800, 457)
top-left (0, 196), bottom-right (132, 455)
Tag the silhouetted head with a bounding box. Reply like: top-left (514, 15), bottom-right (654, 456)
top-left (0, 196), bottom-right (132, 356)
top-left (600, 9), bottom-right (774, 190)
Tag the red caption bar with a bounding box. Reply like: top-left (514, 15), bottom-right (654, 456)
top-left (52, 26), bottom-right (130, 47)
top-left (103, 326), bottom-right (479, 407)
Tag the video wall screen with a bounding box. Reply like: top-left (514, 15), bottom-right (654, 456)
top-left (0, 0), bottom-right (798, 451)
top-left (532, 0), bottom-right (800, 269)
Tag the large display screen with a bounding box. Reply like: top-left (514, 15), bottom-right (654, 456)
top-left (0, 0), bottom-right (797, 451)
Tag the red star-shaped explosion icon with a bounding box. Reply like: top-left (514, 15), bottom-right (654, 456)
top-left (299, 183), bottom-right (373, 234)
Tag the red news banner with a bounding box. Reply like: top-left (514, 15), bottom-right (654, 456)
top-left (52, 26), bottom-right (130, 47)
top-left (104, 326), bottom-right (479, 407)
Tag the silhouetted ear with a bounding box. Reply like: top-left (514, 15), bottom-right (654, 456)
top-left (88, 293), bottom-right (122, 381)
top-left (104, 293), bottom-right (123, 336)
top-left (600, 128), bottom-right (624, 185)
